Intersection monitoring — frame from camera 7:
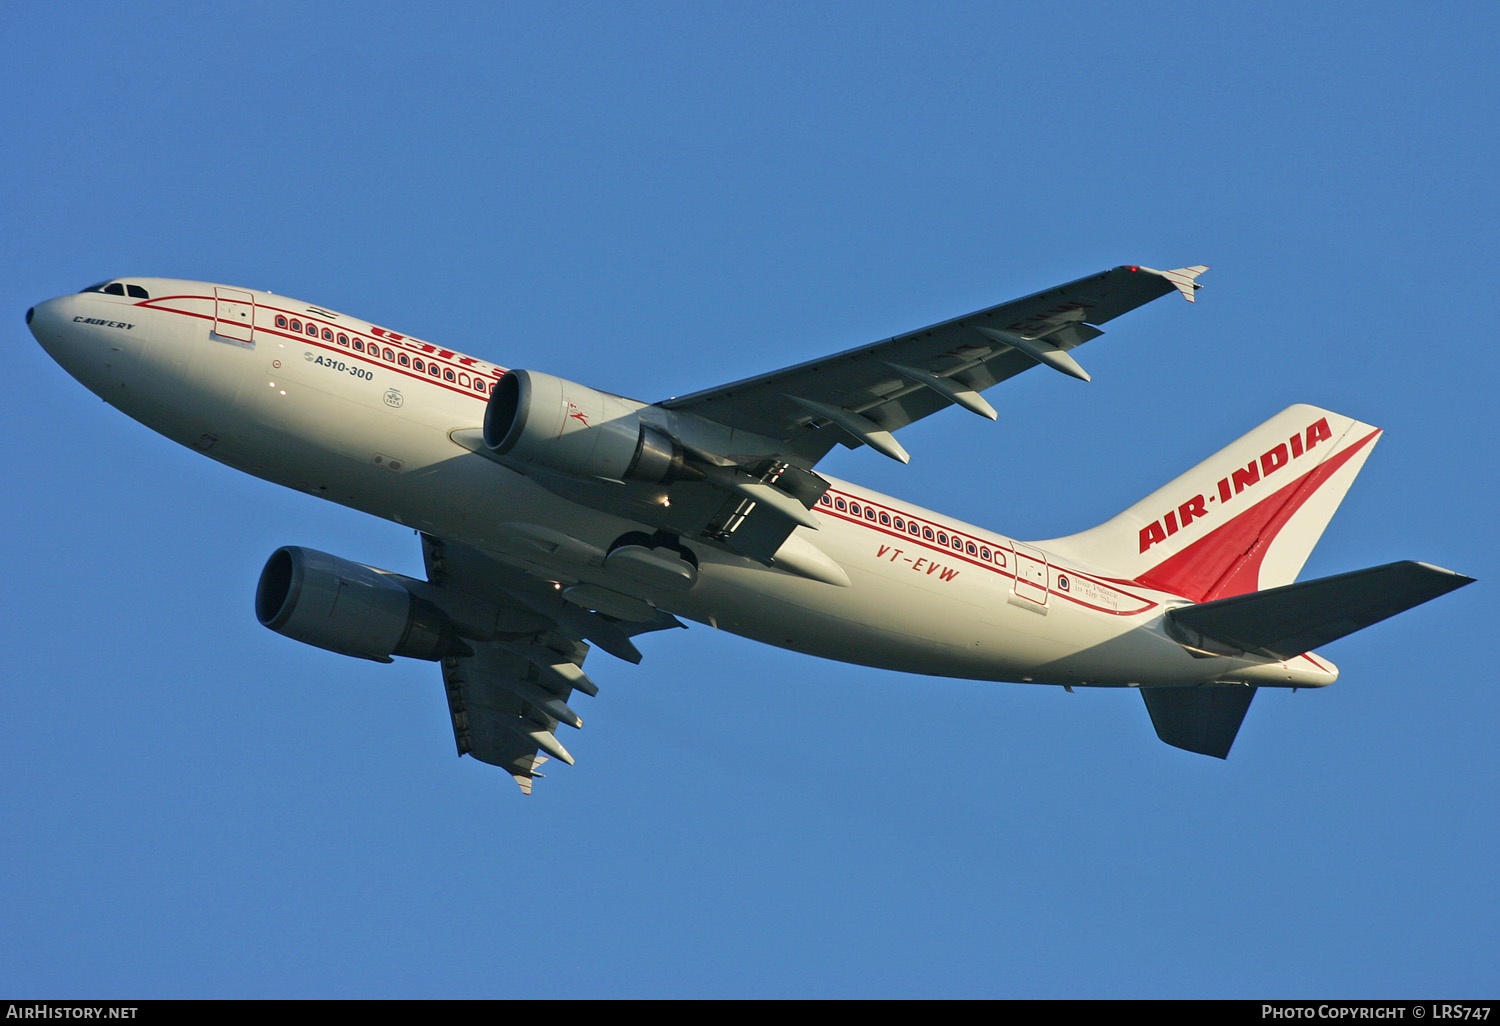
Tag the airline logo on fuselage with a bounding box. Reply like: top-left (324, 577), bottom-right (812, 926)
top-left (1138, 417), bottom-right (1334, 554)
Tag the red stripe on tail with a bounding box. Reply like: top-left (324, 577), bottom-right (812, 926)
top-left (1135, 428), bottom-right (1381, 601)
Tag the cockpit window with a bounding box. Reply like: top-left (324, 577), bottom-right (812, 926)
top-left (79, 281), bottom-right (149, 299)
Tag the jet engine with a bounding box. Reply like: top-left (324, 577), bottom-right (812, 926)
top-left (483, 369), bottom-right (694, 484)
top-left (255, 546), bottom-right (458, 663)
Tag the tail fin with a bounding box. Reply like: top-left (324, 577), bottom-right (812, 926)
top-left (1038, 405), bottom-right (1382, 601)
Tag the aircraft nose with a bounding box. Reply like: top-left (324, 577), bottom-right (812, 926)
top-left (27, 295), bottom-right (74, 357)
top-left (30, 290), bottom-right (151, 399)
top-left (29, 295), bottom-right (62, 343)
top-left (28, 293), bottom-right (116, 378)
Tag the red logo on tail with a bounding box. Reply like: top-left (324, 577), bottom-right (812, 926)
top-left (1138, 418), bottom-right (1334, 554)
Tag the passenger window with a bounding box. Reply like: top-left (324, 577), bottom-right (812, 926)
top-left (126, 285), bottom-right (149, 299)
top-left (384, 348), bottom-right (395, 361)
top-left (353, 339), bottom-right (364, 351)
top-left (290, 319), bottom-right (302, 331)
top-left (104, 283), bottom-right (126, 296)
top-left (980, 546), bottom-right (991, 560)
top-left (923, 527), bottom-right (934, 540)
top-left (399, 354), bottom-right (410, 367)
top-left (413, 358), bottom-right (424, 372)
top-left (322, 328), bottom-right (333, 341)
top-left (909, 523), bottom-right (920, 536)
top-left (820, 495), bottom-right (832, 506)
top-left (849, 502), bottom-right (861, 516)
top-left (865, 508), bottom-right (876, 521)
top-left (879, 512), bottom-right (890, 526)
top-left (306, 323), bottom-right (317, 336)
top-left (337, 333), bottom-right (349, 346)
top-left (937, 532), bottom-right (948, 545)
top-left (276, 316), bottom-right (288, 328)
top-left (953, 537), bottom-right (964, 551)
top-left (429, 364), bottom-right (441, 376)
top-left (835, 498), bottom-right (847, 511)
top-left (444, 369), bottom-right (455, 381)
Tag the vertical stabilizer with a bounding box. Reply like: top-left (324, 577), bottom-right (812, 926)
top-left (1038, 405), bottom-right (1381, 601)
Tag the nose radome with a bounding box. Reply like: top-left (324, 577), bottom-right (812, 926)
top-left (28, 295), bottom-right (64, 342)
top-left (28, 294), bottom-right (85, 362)
top-left (28, 296), bottom-right (58, 342)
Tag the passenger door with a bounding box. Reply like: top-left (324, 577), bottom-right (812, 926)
top-left (213, 287), bottom-right (255, 344)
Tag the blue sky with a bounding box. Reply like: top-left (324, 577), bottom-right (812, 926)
top-left (2, 1), bottom-right (1495, 998)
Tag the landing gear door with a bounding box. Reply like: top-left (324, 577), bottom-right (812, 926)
top-left (1012, 543), bottom-right (1049, 607)
top-left (214, 287), bottom-right (256, 345)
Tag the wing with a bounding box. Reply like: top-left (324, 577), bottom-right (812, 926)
top-left (444, 265), bottom-right (1208, 619)
top-left (422, 534), bottom-right (680, 793)
top-left (660, 265), bottom-right (1207, 466)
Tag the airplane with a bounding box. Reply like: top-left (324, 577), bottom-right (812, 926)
top-left (26, 265), bottom-right (1473, 792)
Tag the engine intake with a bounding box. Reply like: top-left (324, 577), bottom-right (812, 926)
top-left (255, 547), bottom-right (456, 663)
top-left (483, 369), bottom-right (691, 483)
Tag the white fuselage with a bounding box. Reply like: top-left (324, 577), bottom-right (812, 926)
top-left (28, 279), bottom-right (1335, 690)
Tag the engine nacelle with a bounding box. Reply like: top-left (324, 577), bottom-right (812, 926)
top-left (483, 369), bottom-right (690, 483)
top-left (255, 547), bottom-right (456, 663)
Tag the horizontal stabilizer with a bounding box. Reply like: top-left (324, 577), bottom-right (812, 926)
top-left (1168, 561), bottom-right (1474, 661)
top-left (1141, 685), bottom-right (1256, 759)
